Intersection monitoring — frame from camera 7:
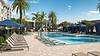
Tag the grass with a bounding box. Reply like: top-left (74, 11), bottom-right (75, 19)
top-left (0, 36), bottom-right (4, 44)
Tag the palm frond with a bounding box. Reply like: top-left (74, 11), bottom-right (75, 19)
top-left (97, 0), bottom-right (100, 12)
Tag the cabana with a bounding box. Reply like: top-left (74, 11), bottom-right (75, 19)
top-left (66, 26), bottom-right (78, 33)
top-left (78, 24), bottom-right (86, 32)
top-left (62, 26), bottom-right (68, 32)
top-left (93, 23), bottom-right (100, 35)
top-left (64, 24), bottom-right (86, 33)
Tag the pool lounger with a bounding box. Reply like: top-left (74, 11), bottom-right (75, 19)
top-left (0, 33), bottom-right (29, 52)
top-left (88, 51), bottom-right (100, 56)
top-left (72, 52), bottom-right (88, 56)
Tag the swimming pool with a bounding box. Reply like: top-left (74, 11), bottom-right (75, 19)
top-left (44, 32), bottom-right (100, 44)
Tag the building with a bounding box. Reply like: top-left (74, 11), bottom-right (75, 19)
top-left (0, 0), bottom-right (11, 21)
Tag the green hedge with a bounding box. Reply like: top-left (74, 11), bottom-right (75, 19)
top-left (0, 36), bottom-right (4, 45)
top-left (0, 34), bottom-right (10, 44)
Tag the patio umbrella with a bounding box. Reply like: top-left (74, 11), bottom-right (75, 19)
top-left (0, 20), bottom-right (24, 28)
top-left (0, 20), bottom-right (25, 34)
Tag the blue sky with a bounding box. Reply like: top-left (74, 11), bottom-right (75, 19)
top-left (6, 0), bottom-right (100, 23)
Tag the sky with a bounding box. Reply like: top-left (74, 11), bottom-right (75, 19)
top-left (6, 0), bottom-right (100, 23)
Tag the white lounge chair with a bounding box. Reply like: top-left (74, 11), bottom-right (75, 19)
top-left (0, 33), bottom-right (29, 52)
top-left (8, 36), bottom-right (27, 45)
top-left (0, 43), bottom-right (23, 52)
top-left (7, 33), bottom-right (29, 48)
top-left (72, 52), bottom-right (88, 56)
top-left (88, 51), bottom-right (100, 56)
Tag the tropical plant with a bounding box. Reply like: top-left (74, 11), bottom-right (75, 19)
top-left (97, 0), bottom-right (100, 12)
top-left (12, 0), bottom-right (29, 24)
top-left (32, 12), bottom-right (47, 30)
top-left (32, 12), bottom-right (41, 30)
top-left (48, 11), bottom-right (57, 31)
top-left (39, 12), bottom-right (46, 26)
top-left (32, 12), bottom-right (40, 20)
top-left (58, 21), bottom-right (72, 27)
top-left (79, 20), bottom-right (94, 25)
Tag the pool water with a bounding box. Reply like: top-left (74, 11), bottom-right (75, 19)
top-left (45, 32), bottom-right (100, 44)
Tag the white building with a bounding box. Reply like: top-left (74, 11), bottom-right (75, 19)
top-left (0, 0), bottom-right (11, 21)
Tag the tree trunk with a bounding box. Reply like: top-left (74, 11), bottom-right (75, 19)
top-left (19, 5), bottom-right (22, 34)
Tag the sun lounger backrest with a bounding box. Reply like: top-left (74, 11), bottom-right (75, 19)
top-left (11, 33), bottom-right (18, 39)
top-left (7, 37), bottom-right (18, 44)
top-left (7, 36), bottom-right (19, 46)
top-left (11, 33), bottom-right (25, 41)
top-left (6, 40), bottom-right (14, 47)
top-left (7, 39), bottom-right (15, 46)
top-left (7, 37), bottom-right (15, 43)
top-left (8, 35), bottom-right (18, 43)
top-left (6, 33), bottom-right (20, 45)
top-left (10, 36), bottom-right (18, 42)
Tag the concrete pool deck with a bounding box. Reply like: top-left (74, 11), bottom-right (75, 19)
top-left (0, 32), bottom-right (100, 56)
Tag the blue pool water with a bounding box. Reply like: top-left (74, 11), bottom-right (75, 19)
top-left (45, 32), bottom-right (100, 44)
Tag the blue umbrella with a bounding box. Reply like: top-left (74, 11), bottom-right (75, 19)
top-left (0, 20), bottom-right (24, 28)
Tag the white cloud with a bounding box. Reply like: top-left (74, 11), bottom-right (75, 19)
top-left (68, 5), bottom-right (72, 8)
top-left (86, 10), bottom-right (100, 16)
top-left (89, 11), bottom-right (99, 14)
top-left (67, 5), bottom-right (72, 10)
top-left (28, 0), bottom-right (39, 4)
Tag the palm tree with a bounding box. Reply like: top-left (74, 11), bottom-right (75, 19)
top-left (32, 12), bottom-right (47, 31)
top-left (32, 12), bottom-right (46, 26)
top-left (97, 0), bottom-right (100, 12)
top-left (48, 11), bottom-right (57, 31)
top-left (32, 12), bottom-right (40, 30)
top-left (40, 12), bottom-right (46, 26)
top-left (32, 12), bottom-right (40, 20)
top-left (40, 12), bottom-right (46, 20)
top-left (12, 0), bottom-right (29, 24)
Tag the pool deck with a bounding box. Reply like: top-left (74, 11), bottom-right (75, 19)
top-left (1, 32), bottom-right (100, 56)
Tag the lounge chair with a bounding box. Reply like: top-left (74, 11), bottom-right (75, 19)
top-left (7, 37), bottom-right (27, 45)
top-left (0, 43), bottom-right (23, 51)
top-left (7, 33), bottom-right (28, 45)
top-left (9, 35), bottom-right (27, 44)
top-left (6, 33), bottom-right (29, 48)
top-left (6, 39), bottom-right (28, 48)
top-left (88, 51), bottom-right (100, 56)
top-left (6, 39), bottom-right (27, 46)
top-left (72, 52), bottom-right (88, 56)
top-left (11, 33), bottom-right (26, 42)
top-left (0, 33), bottom-right (29, 52)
